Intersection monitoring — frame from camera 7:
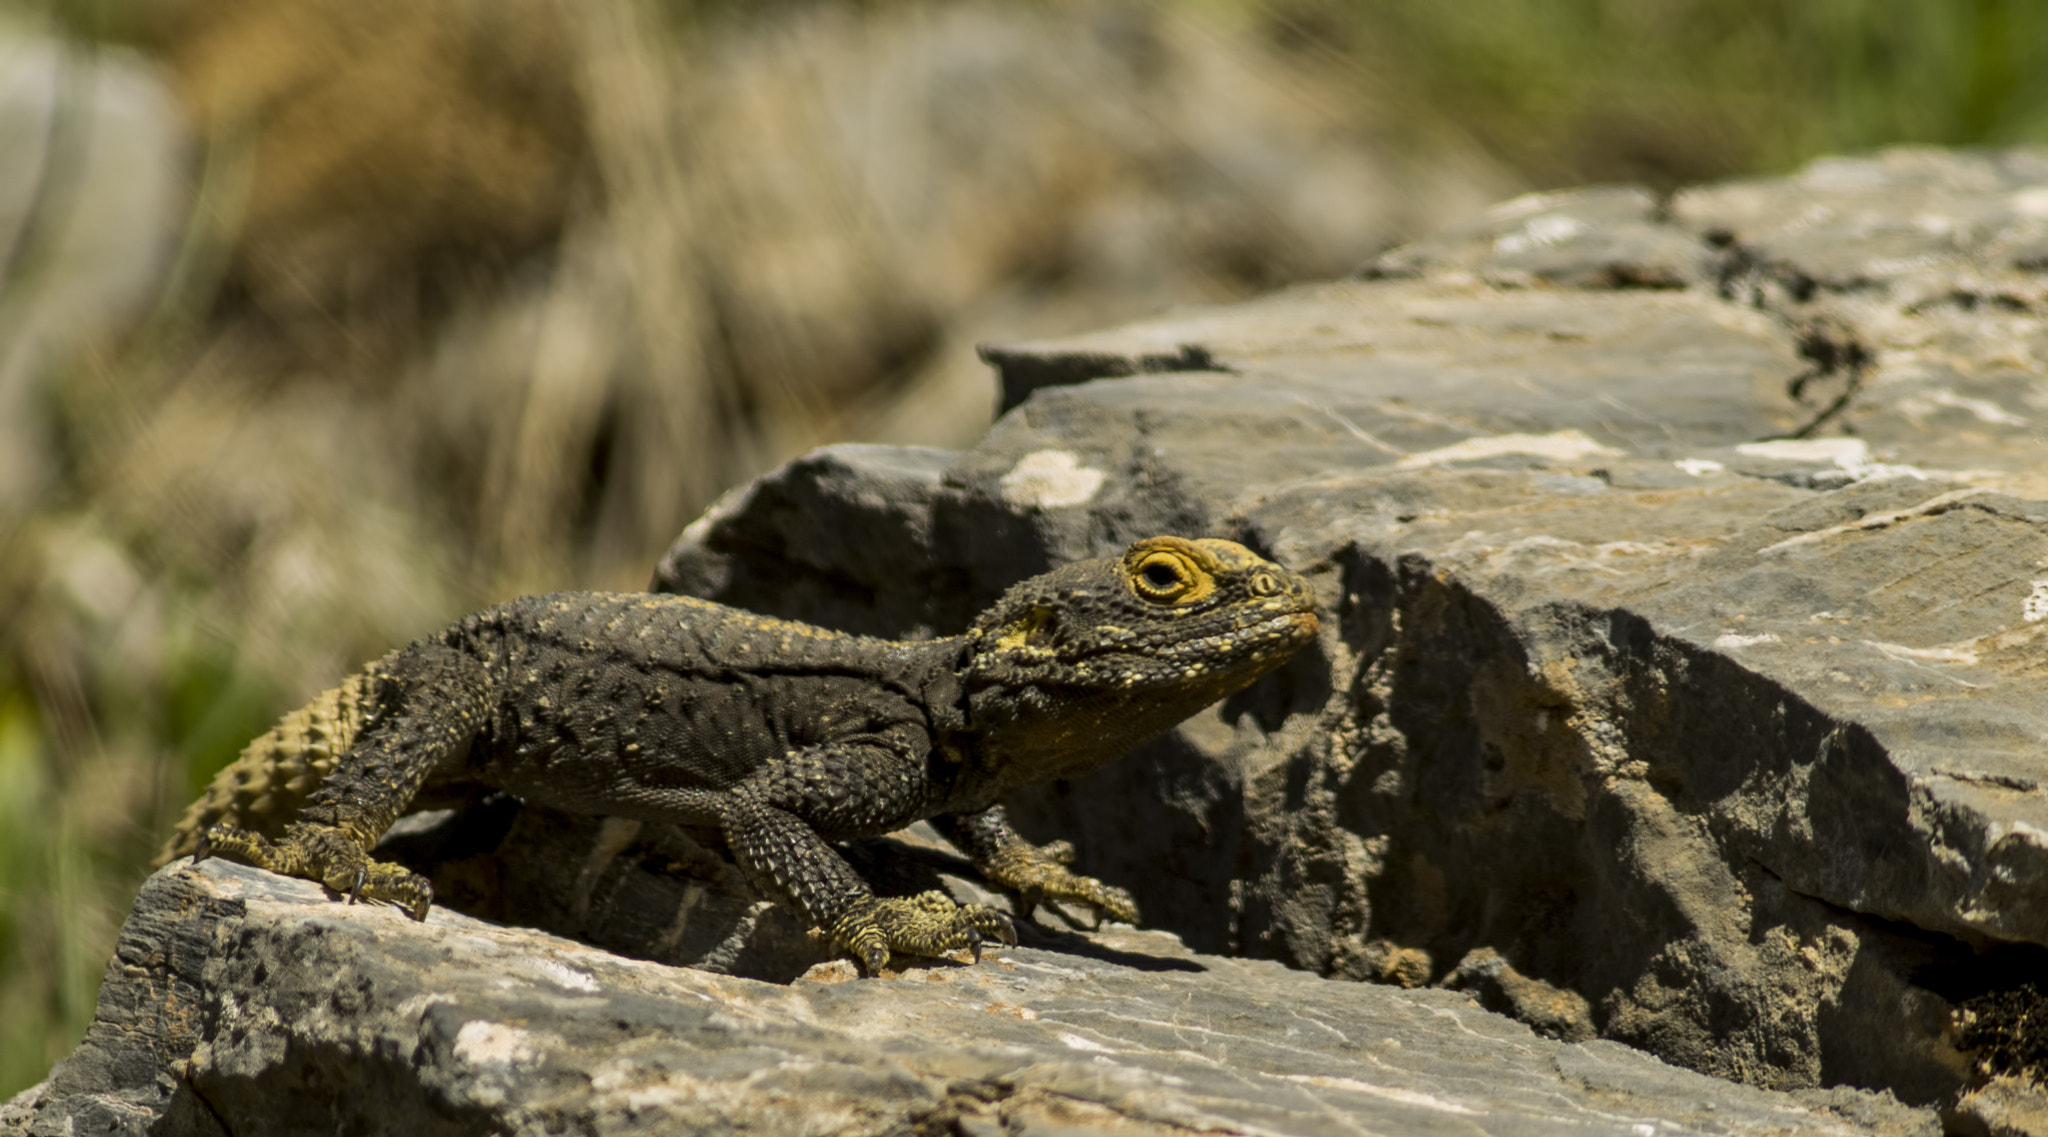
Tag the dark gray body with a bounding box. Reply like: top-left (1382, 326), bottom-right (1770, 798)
top-left (441, 592), bottom-right (990, 838)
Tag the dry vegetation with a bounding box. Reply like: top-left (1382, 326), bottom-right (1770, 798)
top-left (3, 0), bottom-right (2045, 1095)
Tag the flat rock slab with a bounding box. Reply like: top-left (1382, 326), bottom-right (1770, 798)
top-left (11, 858), bottom-right (1939, 1137)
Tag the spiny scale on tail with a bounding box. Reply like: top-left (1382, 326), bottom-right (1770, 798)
top-left (155, 661), bottom-right (386, 865)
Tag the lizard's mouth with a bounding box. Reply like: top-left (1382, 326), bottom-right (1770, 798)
top-left (1072, 607), bottom-right (1319, 667)
top-left (1234, 609), bottom-right (1321, 654)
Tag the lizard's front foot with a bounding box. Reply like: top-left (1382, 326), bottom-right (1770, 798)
top-left (198, 822), bottom-right (434, 921)
top-left (979, 839), bottom-right (1139, 927)
top-left (829, 891), bottom-right (1016, 974)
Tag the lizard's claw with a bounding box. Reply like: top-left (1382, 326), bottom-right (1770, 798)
top-left (830, 891), bottom-right (1015, 975)
top-left (1047, 879), bottom-right (1139, 929)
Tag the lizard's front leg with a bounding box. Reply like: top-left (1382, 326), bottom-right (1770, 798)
top-left (200, 643), bottom-right (488, 920)
top-left (727, 740), bottom-right (1013, 973)
top-left (933, 804), bottom-right (1138, 927)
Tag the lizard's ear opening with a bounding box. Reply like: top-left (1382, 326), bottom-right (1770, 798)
top-left (995, 606), bottom-right (1057, 651)
top-left (1123, 539), bottom-right (1218, 606)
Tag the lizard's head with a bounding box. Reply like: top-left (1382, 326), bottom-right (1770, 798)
top-left (960, 537), bottom-right (1318, 777)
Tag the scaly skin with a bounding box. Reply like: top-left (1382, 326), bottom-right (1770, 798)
top-left (164, 536), bottom-right (1319, 972)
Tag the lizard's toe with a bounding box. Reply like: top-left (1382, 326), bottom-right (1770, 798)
top-left (828, 909), bottom-right (894, 975)
top-left (1077, 881), bottom-right (1139, 926)
top-left (965, 904), bottom-right (1017, 946)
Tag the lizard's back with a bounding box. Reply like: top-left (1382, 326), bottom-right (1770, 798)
top-left (158, 591), bottom-right (959, 862)
top-left (453, 592), bottom-right (960, 808)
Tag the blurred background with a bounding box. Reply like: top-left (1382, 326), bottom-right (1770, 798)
top-left (3, 0), bottom-right (2046, 1093)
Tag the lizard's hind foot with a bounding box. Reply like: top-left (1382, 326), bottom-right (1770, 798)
top-left (831, 891), bottom-right (1016, 974)
top-left (200, 822), bottom-right (435, 921)
top-left (980, 839), bottom-right (1139, 928)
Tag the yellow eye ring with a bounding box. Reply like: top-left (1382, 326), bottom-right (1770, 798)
top-left (1122, 537), bottom-right (1221, 605)
top-left (1131, 550), bottom-right (1198, 602)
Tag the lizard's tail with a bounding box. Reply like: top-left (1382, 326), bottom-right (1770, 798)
top-left (155, 666), bottom-right (383, 865)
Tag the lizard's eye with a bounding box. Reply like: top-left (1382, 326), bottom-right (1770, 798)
top-left (1121, 538), bottom-right (1219, 605)
top-left (1132, 551), bottom-right (1196, 602)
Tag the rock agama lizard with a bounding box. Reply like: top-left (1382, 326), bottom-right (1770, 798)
top-left (159, 536), bottom-right (1318, 971)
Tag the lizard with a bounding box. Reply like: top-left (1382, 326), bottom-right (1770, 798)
top-left (159, 535), bottom-right (1319, 973)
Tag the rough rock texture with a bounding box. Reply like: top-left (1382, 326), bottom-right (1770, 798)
top-left (21, 146), bottom-right (2048, 1131)
top-left (657, 148), bottom-right (2048, 1109)
top-left (11, 858), bottom-right (1942, 1136)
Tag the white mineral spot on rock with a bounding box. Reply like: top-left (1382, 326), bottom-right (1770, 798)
top-left (1863, 642), bottom-right (1979, 666)
top-left (1000, 449), bottom-right (1107, 509)
top-left (1734, 437), bottom-right (1933, 483)
top-left (1674, 458), bottom-right (1725, 477)
top-left (395, 992), bottom-right (457, 1018)
top-left (1864, 642), bottom-right (1984, 687)
top-left (455, 1021), bottom-right (541, 1067)
top-left (1494, 214), bottom-right (1588, 256)
top-left (2027, 581), bottom-right (2048, 623)
top-left (1270, 1073), bottom-right (1482, 1116)
top-left (528, 958), bottom-right (602, 992)
top-left (1056, 1031), bottom-right (1116, 1053)
top-left (1484, 189), bottom-right (1573, 221)
top-left (1756, 487), bottom-right (1983, 554)
top-left (1992, 820), bottom-right (2048, 846)
top-left (1737, 438), bottom-right (1872, 466)
top-left (1394, 429), bottom-right (1621, 470)
top-left (1903, 390), bottom-right (2027, 427)
top-left (1713, 633), bottom-right (1780, 649)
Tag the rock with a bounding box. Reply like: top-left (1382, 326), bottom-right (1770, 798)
top-left (14, 857), bottom-right (1940, 1135)
top-left (1366, 184), bottom-right (1718, 289)
top-left (656, 147), bottom-right (2048, 1109)
top-left (1443, 946), bottom-right (1597, 1043)
top-left (1950, 1076), bottom-right (2048, 1137)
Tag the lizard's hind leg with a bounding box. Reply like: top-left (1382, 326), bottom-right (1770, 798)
top-left (199, 642), bottom-right (491, 921)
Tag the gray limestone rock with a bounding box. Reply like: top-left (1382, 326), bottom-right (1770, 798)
top-left (15, 858), bottom-right (1940, 1136)
top-left (1366, 184), bottom-right (1718, 289)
